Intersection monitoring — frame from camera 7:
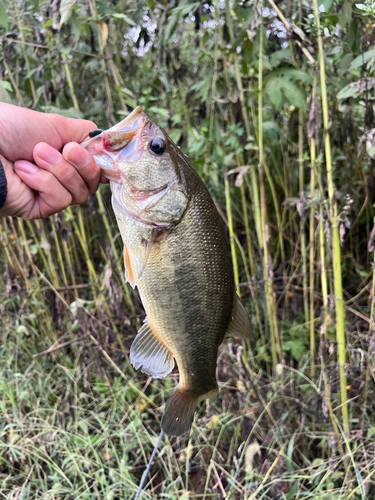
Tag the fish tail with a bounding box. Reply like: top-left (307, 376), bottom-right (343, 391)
top-left (161, 386), bottom-right (200, 437)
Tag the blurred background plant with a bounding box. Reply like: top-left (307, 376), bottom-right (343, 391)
top-left (1, 0), bottom-right (375, 498)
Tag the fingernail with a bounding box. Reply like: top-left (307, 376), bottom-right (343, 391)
top-left (36, 143), bottom-right (62, 166)
top-left (64, 143), bottom-right (90, 169)
top-left (14, 160), bottom-right (38, 175)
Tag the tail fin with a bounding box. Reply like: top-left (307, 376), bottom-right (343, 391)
top-left (161, 386), bottom-right (199, 437)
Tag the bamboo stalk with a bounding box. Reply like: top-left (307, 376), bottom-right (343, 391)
top-left (299, 109), bottom-right (308, 322)
top-left (225, 172), bottom-right (240, 295)
top-left (309, 73), bottom-right (317, 378)
top-left (222, 4), bottom-right (260, 276)
top-left (62, 54), bottom-right (80, 112)
top-left (257, 18), bottom-right (283, 368)
top-left (51, 217), bottom-right (68, 288)
top-left (9, 217), bottom-right (31, 289)
top-left (2, 58), bottom-right (26, 106)
top-left (313, 0), bottom-right (349, 435)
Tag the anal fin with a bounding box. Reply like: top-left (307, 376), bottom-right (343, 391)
top-left (130, 318), bottom-right (175, 378)
top-left (225, 293), bottom-right (253, 341)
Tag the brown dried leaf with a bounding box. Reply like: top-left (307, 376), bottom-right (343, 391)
top-left (307, 97), bottom-right (321, 142)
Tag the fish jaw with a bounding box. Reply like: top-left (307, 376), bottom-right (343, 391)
top-left (80, 106), bottom-right (147, 171)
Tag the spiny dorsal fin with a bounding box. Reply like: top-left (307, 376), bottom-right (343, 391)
top-left (130, 318), bottom-right (175, 378)
top-left (225, 293), bottom-right (253, 341)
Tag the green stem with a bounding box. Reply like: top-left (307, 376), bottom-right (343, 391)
top-left (313, 0), bottom-right (349, 435)
top-left (299, 108), bottom-right (309, 322)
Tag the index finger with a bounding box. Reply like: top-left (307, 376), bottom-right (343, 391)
top-left (62, 142), bottom-right (101, 195)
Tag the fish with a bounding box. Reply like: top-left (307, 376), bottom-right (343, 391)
top-left (82, 107), bottom-right (252, 437)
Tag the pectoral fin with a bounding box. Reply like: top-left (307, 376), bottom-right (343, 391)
top-left (130, 318), bottom-right (175, 378)
top-left (225, 293), bottom-right (253, 341)
top-left (123, 244), bottom-right (136, 289)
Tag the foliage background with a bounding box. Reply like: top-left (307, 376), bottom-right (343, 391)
top-left (1, 0), bottom-right (375, 498)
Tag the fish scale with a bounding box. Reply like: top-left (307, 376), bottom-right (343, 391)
top-left (81, 106), bottom-right (252, 437)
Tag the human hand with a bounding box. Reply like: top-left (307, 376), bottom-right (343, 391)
top-left (0, 103), bottom-right (104, 219)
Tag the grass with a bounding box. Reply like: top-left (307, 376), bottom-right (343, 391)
top-left (1, 0), bottom-right (375, 497)
top-left (0, 264), bottom-right (374, 499)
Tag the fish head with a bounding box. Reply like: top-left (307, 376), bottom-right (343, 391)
top-left (81, 107), bottom-right (189, 227)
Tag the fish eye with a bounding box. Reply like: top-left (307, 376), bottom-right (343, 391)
top-left (149, 137), bottom-right (166, 155)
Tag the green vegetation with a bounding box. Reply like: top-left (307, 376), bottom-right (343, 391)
top-left (1, 0), bottom-right (375, 497)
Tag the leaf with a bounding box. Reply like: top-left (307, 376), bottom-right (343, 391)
top-left (168, 129), bottom-right (182, 144)
top-left (0, 3), bottom-right (8, 30)
top-left (245, 442), bottom-right (261, 473)
top-left (269, 49), bottom-right (292, 68)
top-left (0, 79), bottom-right (12, 104)
top-left (97, 21), bottom-right (108, 54)
top-left (282, 80), bottom-right (306, 109)
top-left (265, 79), bottom-right (283, 108)
top-left (60, 0), bottom-right (76, 25)
top-left (164, 15), bottom-right (178, 42)
top-left (349, 47), bottom-right (375, 70)
top-left (112, 13), bottom-right (137, 26)
top-left (337, 77), bottom-right (375, 99)
top-left (319, 0), bottom-right (333, 11)
top-left (148, 106), bottom-right (169, 118)
top-left (172, 2), bottom-right (200, 17)
top-left (339, 1), bottom-right (352, 28)
top-left (262, 121), bottom-right (280, 141)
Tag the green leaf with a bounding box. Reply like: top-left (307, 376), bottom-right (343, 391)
top-left (60, 0), bottom-right (76, 25)
top-left (283, 80), bottom-right (306, 109)
top-left (148, 106), bottom-right (169, 118)
top-left (338, 53), bottom-right (354, 76)
top-left (262, 121), bottom-right (280, 141)
top-left (269, 49), bottom-right (292, 68)
top-left (0, 79), bottom-right (12, 104)
top-left (349, 47), bottom-right (375, 70)
top-left (339, 1), bottom-right (352, 28)
top-left (337, 78), bottom-right (375, 99)
top-left (168, 129), bottom-right (182, 144)
top-left (319, 0), bottom-right (333, 11)
top-left (265, 79), bottom-right (284, 108)
top-left (112, 13), bottom-right (137, 26)
top-left (172, 3), bottom-right (200, 17)
top-left (164, 15), bottom-right (178, 42)
top-left (0, 3), bottom-right (8, 30)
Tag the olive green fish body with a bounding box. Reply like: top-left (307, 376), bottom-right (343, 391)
top-left (132, 178), bottom-right (234, 394)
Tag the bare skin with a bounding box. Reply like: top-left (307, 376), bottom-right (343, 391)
top-left (0, 103), bottom-right (107, 219)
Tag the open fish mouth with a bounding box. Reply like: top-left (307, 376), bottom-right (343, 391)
top-left (81, 106), bottom-right (148, 170)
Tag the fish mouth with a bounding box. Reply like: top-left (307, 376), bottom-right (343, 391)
top-left (81, 106), bottom-right (147, 167)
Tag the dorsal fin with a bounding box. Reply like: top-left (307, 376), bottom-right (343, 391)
top-left (225, 293), bottom-right (253, 340)
top-left (130, 318), bottom-right (175, 378)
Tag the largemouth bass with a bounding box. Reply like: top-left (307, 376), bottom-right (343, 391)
top-left (82, 107), bottom-right (251, 436)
